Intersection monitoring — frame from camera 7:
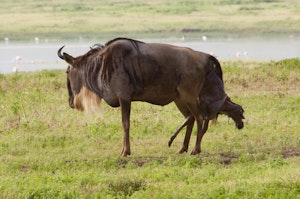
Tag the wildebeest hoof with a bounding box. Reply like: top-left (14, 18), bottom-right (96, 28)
top-left (168, 139), bottom-right (173, 147)
top-left (190, 148), bottom-right (201, 155)
top-left (178, 147), bottom-right (188, 154)
top-left (120, 149), bottom-right (131, 157)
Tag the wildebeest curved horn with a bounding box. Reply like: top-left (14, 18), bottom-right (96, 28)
top-left (58, 45), bottom-right (75, 65)
top-left (57, 45), bottom-right (65, 60)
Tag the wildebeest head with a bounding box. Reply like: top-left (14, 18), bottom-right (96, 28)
top-left (57, 46), bottom-right (102, 113)
top-left (219, 97), bottom-right (245, 129)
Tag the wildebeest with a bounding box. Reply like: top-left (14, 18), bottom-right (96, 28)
top-left (168, 64), bottom-right (245, 154)
top-left (58, 38), bottom-right (244, 157)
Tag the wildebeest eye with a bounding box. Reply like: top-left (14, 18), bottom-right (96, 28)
top-left (66, 65), bottom-right (71, 74)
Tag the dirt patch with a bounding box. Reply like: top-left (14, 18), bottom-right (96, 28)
top-left (219, 153), bottom-right (240, 165)
top-left (282, 147), bottom-right (300, 159)
top-left (19, 165), bottom-right (30, 172)
top-left (119, 157), bottom-right (166, 168)
top-left (118, 159), bottom-right (128, 168)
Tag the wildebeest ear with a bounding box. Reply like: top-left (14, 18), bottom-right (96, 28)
top-left (63, 53), bottom-right (75, 65)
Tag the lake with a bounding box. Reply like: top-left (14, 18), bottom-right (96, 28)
top-left (1, 38), bottom-right (299, 74)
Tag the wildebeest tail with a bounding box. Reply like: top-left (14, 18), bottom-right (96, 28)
top-left (209, 56), bottom-right (223, 83)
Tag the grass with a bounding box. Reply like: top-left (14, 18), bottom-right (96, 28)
top-left (0, 0), bottom-right (300, 41)
top-left (0, 58), bottom-right (299, 198)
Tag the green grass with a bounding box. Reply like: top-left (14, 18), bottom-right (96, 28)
top-left (0, 0), bottom-right (299, 41)
top-left (0, 59), bottom-right (299, 198)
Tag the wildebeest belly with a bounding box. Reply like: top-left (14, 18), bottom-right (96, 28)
top-left (132, 84), bottom-right (178, 106)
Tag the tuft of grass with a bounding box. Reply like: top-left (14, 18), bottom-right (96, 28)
top-left (108, 178), bottom-right (146, 197)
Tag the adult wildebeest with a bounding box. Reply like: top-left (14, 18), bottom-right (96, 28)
top-left (58, 38), bottom-right (244, 157)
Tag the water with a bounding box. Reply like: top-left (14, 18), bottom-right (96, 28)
top-left (0, 43), bottom-right (90, 74)
top-left (1, 38), bottom-right (299, 74)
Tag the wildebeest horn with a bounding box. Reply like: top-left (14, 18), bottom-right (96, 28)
top-left (57, 45), bottom-right (65, 60)
top-left (92, 44), bottom-right (104, 49)
top-left (57, 45), bottom-right (74, 65)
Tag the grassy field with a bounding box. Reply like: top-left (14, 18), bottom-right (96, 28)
top-left (1, 0), bottom-right (300, 41)
top-left (0, 0), bottom-right (299, 197)
top-left (0, 58), bottom-right (299, 198)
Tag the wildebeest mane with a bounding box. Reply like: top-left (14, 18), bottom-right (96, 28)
top-left (80, 44), bottom-right (104, 61)
top-left (76, 44), bottom-right (105, 95)
top-left (105, 37), bottom-right (145, 46)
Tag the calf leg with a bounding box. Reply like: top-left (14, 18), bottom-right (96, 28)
top-left (174, 100), bottom-right (195, 153)
top-left (168, 115), bottom-right (193, 147)
top-left (119, 99), bottom-right (131, 157)
top-left (182, 101), bottom-right (209, 155)
top-left (191, 119), bottom-right (209, 155)
top-left (179, 117), bottom-right (195, 153)
top-left (169, 116), bottom-right (218, 153)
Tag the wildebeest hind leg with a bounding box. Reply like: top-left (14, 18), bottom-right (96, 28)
top-left (191, 119), bottom-right (209, 155)
top-left (119, 99), bottom-right (131, 157)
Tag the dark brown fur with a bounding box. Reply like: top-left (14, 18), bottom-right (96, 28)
top-left (58, 38), bottom-right (244, 157)
top-left (168, 66), bottom-right (244, 154)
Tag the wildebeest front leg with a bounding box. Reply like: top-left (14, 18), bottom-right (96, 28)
top-left (191, 119), bottom-right (209, 155)
top-left (119, 99), bottom-right (131, 157)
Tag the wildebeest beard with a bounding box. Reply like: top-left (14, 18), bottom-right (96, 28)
top-left (66, 69), bottom-right (102, 113)
top-left (72, 86), bottom-right (102, 114)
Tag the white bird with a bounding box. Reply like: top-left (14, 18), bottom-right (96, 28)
top-left (35, 37), bottom-right (39, 44)
top-left (12, 66), bottom-right (19, 72)
top-left (202, 35), bottom-right (207, 41)
top-left (15, 56), bottom-right (22, 62)
top-left (13, 56), bottom-right (22, 72)
top-left (236, 51), bottom-right (241, 58)
top-left (4, 37), bottom-right (9, 44)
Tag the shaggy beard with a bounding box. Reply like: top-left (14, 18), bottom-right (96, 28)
top-left (73, 86), bottom-right (102, 115)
